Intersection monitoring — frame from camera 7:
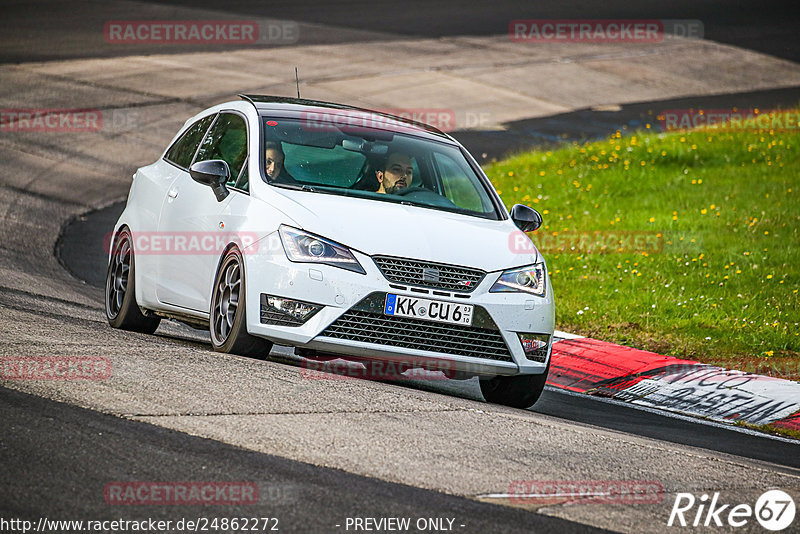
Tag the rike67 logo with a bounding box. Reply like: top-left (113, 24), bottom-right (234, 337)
top-left (668, 489), bottom-right (795, 531)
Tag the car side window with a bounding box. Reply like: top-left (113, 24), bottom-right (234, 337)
top-left (235, 160), bottom-right (249, 192)
top-left (194, 112), bottom-right (248, 187)
top-left (164, 114), bottom-right (215, 169)
top-left (434, 152), bottom-right (487, 212)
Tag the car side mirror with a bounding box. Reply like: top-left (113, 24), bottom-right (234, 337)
top-left (190, 160), bottom-right (230, 202)
top-left (510, 204), bottom-right (543, 232)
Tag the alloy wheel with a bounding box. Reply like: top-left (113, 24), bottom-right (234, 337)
top-left (212, 257), bottom-right (241, 343)
top-left (106, 234), bottom-right (131, 319)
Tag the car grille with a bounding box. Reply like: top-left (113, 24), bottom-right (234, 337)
top-left (320, 309), bottom-right (513, 362)
top-left (260, 306), bottom-right (305, 326)
top-left (372, 256), bottom-right (485, 293)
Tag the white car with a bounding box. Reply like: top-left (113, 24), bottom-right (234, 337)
top-left (106, 95), bottom-right (555, 408)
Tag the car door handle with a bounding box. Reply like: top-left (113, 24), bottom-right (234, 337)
top-left (168, 188), bottom-right (178, 199)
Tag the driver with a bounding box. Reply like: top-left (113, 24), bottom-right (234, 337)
top-left (376, 152), bottom-right (414, 194)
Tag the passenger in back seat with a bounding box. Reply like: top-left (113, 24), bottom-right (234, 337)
top-left (264, 142), bottom-right (298, 184)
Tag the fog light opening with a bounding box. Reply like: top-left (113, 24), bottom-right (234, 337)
top-left (517, 333), bottom-right (551, 363)
top-left (265, 294), bottom-right (322, 322)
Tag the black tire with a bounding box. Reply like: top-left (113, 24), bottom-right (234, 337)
top-left (209, 248), bottom-right (273, 358)
top-left (479, 360), bottom-right (550, 409)
top-left (105, 228), bottom-right (161, 334)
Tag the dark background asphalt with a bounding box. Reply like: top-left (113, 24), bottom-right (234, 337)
top-left (155, 0), bottom-right (800, 60)
top-left (0, 386), bottom-right (607, 533)
top-left (0, 0), bottom-right (798, 63)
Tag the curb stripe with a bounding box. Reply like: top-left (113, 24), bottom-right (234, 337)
top-left (547, 338), bottom-right (800, 431)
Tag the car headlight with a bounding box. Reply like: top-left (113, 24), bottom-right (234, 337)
top-left (489, 263), bottom-right (546, 297)
top-left (279, 225), bottom-right (365, 274)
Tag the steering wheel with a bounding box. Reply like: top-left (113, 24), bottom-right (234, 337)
top-left (393, 186), bottom-right (429, 196)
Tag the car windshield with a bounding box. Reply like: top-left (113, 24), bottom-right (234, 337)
top-left (261, 116), bottom-right (500, 219)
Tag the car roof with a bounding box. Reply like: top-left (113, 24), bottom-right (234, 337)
top-left (238, 94), bottom-right (457, 144)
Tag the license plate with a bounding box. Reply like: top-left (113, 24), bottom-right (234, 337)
top-left (384, 294), bottom-right (473, 326)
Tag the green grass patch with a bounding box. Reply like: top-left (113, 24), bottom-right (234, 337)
top-left (485, 111), bottom-right (800, 380)
top-left (734, 420), bottom-right (800, 441)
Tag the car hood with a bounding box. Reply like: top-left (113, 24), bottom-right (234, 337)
top-left (268, 189), bottom-right (540, 272)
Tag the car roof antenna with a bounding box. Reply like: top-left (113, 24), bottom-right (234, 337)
top-left (295, 67), bottom-right (301, 99)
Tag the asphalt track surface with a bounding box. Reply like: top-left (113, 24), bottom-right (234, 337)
top-left (1, 386), bottom-right (605, 533)
top-left (2, 2), bottom-right (800, 533)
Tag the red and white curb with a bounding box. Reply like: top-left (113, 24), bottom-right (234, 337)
top-left (548, 331), bottom-right (800, 433)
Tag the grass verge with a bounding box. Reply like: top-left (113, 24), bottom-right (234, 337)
top-left (734, 420), bottom-right (800, 441)
top-left (485, 110), bottom-right (799, 380)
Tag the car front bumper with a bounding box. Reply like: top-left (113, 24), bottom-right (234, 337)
top-left (244, 233), bottom-right (555, 377)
